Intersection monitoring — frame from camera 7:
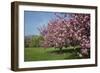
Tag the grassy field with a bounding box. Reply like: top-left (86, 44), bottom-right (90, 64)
top-left (24, 46), bottom-right (83, 61)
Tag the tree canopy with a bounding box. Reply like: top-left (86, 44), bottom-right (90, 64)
top-left (39, 13), bottom-right (90, 57)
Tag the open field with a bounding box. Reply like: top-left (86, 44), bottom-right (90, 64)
top-left (24, 46), bottom-right (83, 61)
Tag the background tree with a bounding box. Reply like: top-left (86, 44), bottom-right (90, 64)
top-left (24, 35), bottom-right (43, 48)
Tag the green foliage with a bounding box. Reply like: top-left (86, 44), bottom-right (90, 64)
top-left (31, 35), bottom-right (43, 47)
top-left (24, 35), bottom-right (43, 48)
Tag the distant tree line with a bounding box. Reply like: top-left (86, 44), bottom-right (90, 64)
top-left (24, 35), bottom-right (43, 48)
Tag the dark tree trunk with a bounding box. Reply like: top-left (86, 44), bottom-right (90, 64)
top-left (59, 47), bottom-right (63, 53)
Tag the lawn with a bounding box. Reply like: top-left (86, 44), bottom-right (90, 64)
top-left (24, 46), bottom-right (83, 61)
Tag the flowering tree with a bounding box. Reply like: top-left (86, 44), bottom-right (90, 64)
top-left (39, 13), bottom-right (90, 57)
top-left (69, 13), bottom-right (90, 57)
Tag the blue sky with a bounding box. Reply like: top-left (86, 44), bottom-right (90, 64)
top-left (24, 11), bottom-right (56, 36)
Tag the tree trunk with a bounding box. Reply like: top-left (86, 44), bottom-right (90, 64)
top-left (59, 47), bottom-right (63, 53)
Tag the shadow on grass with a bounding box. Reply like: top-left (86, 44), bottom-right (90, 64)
top-left (48, 48), bottom-right (79, 54)
top-left (64, 54), bottom-right (82, 59)
top-left (47, 48), bottom-right (84, 59)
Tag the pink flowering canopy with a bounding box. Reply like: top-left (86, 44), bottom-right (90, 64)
top-left (39, 13), bottom-right (90, 57)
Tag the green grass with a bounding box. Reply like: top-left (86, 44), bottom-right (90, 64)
top-left (24, 46), bottom-right (83, 61)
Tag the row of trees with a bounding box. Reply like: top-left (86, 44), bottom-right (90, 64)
top-left (39, 13), bottom-right (90, 57)
top-left (24, 35), bottom-right (43, 48)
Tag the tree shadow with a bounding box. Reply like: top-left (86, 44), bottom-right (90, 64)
top-left (47, 47), bottom-right (90, 59)
top-left (64, 53), bottom-right (82, 59)
top-left (48, 48), bottom-right (77, 54)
